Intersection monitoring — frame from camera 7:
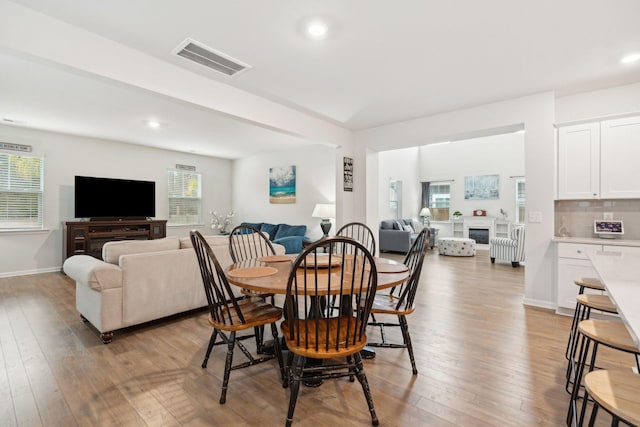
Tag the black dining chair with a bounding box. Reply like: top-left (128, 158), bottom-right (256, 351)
top-left (190, 230), bottom-right (285, 404)
top-left (229, 224), bottom-right (278, 351)
top-left (335, 222), bottom-right (377, 255)
top-left (365, 228), bottom-right (429, 374)
top-left (281, 237), bottom-right (379, 426)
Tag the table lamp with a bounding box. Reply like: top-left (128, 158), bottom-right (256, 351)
top-left (312, 203), bottom-right (335, 237)
top-left (419, 207), bottom-right (431, 227)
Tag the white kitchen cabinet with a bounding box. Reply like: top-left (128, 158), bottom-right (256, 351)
top-left (556, 243), bottom-right (602, 311)
top-left (557, 116), bottom-right (640, 200)
top-left (557, 122), bottom-right (600, 199)
top-left (600, 116), bottom-right (640, 199)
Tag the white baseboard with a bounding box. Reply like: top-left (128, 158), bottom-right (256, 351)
top-left (522, 297), bottom-right (556, 310)
top-left (0, 266), bottom-right (62, 278)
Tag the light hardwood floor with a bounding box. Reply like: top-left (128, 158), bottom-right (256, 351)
top-left (1, 249), bottom-right (635, 426)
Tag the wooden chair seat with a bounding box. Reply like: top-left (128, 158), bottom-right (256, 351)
top-left (281, 316), bottom-right (368, 358)
top-left (209, 298), bottom-right (282, 332)
top-left (575, 294), bottom-right (618, 314)
top-left (584, 370), bottom-right (640, 426)
top-left (369, 293), bottom-right (415, 316)
top-left (577, 319), bottom-right (638, 353)
top-left (574, 277), bottom-right (605, 291)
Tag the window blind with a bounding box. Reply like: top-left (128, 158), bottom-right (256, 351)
top-left (168, 170), bottom-right (202, 225)
top-left (0, 153), bottom-right (44, 229)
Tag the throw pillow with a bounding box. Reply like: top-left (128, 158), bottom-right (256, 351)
top-left (394, 220), bottom-right (404, 230)
top-left (411, 219), bottom-right (424, 232)
top-left (402, 224), bottom-right (414, 232)
top-left (260, 223), bottom-right (278, 241)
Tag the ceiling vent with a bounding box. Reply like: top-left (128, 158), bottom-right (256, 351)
top-left (173, 38), bottom-right (251, 77)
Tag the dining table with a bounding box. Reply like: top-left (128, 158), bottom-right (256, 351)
top-left (224, 253), bottom-right (410, 296)
top-left (224, 253), bottom-right (411, 367)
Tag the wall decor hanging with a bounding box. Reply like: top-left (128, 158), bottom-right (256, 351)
top-left (269, 165), bottom-right (296, 204)
top-left (464, 174), bottom-right (499, 200)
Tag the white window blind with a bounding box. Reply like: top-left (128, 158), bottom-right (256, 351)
top-left (168, 170), bottom-right (202, 225)
top-left (0, 153), bottom-right (44, 229)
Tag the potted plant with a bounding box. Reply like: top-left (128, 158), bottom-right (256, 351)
top-left (452, 211), bottom-right (463, 220)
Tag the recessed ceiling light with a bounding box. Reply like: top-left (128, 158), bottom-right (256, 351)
top-left (306, 20), bottom-right (329, 40)
top-left (621, 53), bottom-right (640, 64)
top-left (146, 120), bottom-right (161, 129)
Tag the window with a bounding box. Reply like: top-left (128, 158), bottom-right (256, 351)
top-left (168, 170), bottom-right (202, 225)
top-left (516, 178), bottom-right (526, 224)
top-left (424, 181), bottom-right (450, 221)
top-left (0, 153), bottom-right (44, 229)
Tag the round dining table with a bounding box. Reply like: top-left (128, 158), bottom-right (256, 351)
top-left (224, 254), bottom-right (410, 295)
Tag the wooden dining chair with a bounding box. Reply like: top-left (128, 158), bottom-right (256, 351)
top-left (190, 230), bottom-right (285, 404)
top-left (365, 228), bottom-right (429, 374)
top-left (335, 222), bottom-right (377, 255)
top-left (229, 224), bottom-right (278, 351)
top-left (282, 237), bottom-right (380, 426)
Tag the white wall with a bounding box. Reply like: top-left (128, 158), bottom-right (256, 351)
top-left (232, 144), bottom-right (337, 241)
top-left (0, 124), bottom-right (232, 277)
top-left (419, 132), bottom-right (525, 221)
top-left (377, 147), bottom-right (421, 221)
top-left (354, 92), bottom-right (556, 308)
top-left (555, 81), bottom-right (640, 123)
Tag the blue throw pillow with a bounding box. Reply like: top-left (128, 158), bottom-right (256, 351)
top-left (260, 223), bottom-right (278, 241)
top-left (274, 224), bottom-right (307, 239)
top-left (240, 222), bottom-right (262, 231)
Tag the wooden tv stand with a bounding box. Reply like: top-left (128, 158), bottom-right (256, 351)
top-left (64, 219), bottom-right (167, 260)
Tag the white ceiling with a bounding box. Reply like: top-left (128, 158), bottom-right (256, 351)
top-left (1, 0), bottom-right (640, 158)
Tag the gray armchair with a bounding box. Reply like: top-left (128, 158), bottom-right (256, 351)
top-left (379, 219), bottom-right (438, 253)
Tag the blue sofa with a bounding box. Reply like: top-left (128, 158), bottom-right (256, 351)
top-left (240, 222), bottom-right (307, 254)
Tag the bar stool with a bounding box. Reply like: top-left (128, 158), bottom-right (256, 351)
top-left (583, 370), bottom-right (640, 427)
top-left (565, 277), bottom-right (607, 360)
top-left (566, 319), bottom-right (640, 426)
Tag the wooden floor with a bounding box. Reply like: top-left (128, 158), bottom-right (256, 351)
top-left (1, 250), bottom-right (636, 426)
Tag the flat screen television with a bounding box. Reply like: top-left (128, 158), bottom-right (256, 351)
top-left (74, 175), bottom-right (156, 219)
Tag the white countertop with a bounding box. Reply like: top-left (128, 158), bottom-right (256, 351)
top-left (588, 250), bottom-right (640, 348)
top-left (553, 236), bottom-right (640, 247)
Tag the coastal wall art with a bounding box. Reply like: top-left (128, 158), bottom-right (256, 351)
top-left (464, 174), bottom-right (499, 200)
top-left (269, 165), bottom-right (296, 204)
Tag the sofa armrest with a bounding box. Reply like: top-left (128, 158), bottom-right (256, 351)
top-left (63, 255), bottom-right (122, 291)
top-left (378, 229), bottom-right (411, 252)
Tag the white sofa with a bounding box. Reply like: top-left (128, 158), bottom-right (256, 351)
top-left (62, 234), bottom-right (285, 343)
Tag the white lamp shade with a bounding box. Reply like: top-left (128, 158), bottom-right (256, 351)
top-left (419, 207), bottom-right (431, 217)
top-left (312, 203), bottom-right (335, 219)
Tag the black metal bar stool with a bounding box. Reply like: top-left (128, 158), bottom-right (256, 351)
top-left (566, 319), bottom-right (640, 426)
top-left (583, 370), bottom-right (640, 427)
top-left (565, 277), bottom-right (607, 360)
top-left (565, 293), bottom-right (619, 392)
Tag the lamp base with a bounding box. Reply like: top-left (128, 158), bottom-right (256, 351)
top-left (320, 219), bottom-right (332, 237)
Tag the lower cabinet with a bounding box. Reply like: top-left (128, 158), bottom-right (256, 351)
top-left (556, 243), bottom-right (602, 312)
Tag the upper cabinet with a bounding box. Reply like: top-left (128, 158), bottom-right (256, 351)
top-left (557, 116), bottom-right (640, 200)
top-left (600, 116), bottom-right (640, 199)
top-left (557, 122), bottom-right (600, 199)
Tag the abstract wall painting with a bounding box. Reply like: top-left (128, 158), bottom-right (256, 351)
top-left (464, 174), bottom-right (499, 200)
top-left (269, 165), bottom-right (296, 204)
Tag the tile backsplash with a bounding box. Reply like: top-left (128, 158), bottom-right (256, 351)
top-left (554, 199), bottom-right (640, 240)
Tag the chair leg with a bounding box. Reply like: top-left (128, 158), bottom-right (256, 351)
top-left (286, 354), bottom-right (305, 427)
top-left (254, 325), bottom-right (265, 353)
top-left (511, 261), bottom-right (519, 267)
top-left (270, 322), bottom-right (287, 387)
top-left (399, 315), bottom-right (417, 375)
top-left (353, 352), bottom-right (379, 426)
top-left (220, 331), bottom-right (236, 404)
top-left (490, 257), bottom-right (495, 263)
top-left (202, 329), bottom-right (219, 368)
